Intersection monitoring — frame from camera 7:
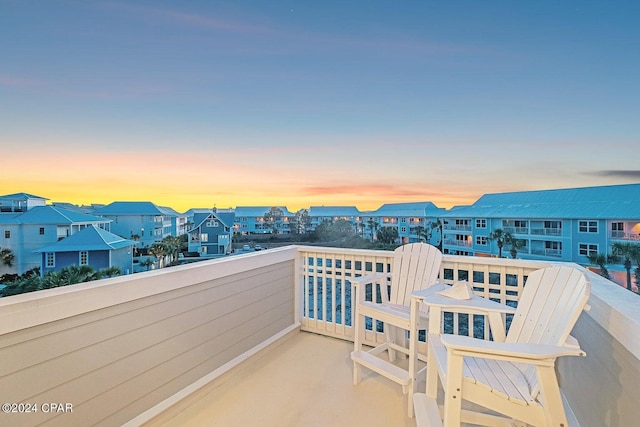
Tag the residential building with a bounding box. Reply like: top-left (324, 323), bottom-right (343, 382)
top-left (366, 202), bottom-right (446, 244)
top-left (35, 225), bottom-right (134, 275)
top-left (93, 201), bottom-right (174, 248)
top-left (440, 184), bottom-right (640, 271)
top-left (0, 195), bottom-right (112, 275)
top-left (187, 209), bottom-right (235, 256)
top-left (308, 206), bottom-right (362, 232)
top-left (0, 192), bottom-right (47, 213)
top-left (233, 206), bottom-right (293, 234)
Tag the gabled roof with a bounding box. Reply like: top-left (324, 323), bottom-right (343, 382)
top-left (309, 206), bottom-right (362, 216)
top-left (35, 225), bottom-right (133, 253)
top-left (234, 206), bottom-right (294, 217)
top-left (94, 201), bottom-right (166, 215)
top-left (0, 192), bottom-right (48, 200)
top-left (191, 211), bottom-right (235, 229)
top-left (441, 183), bottom-right (640, 219)
top-left (369, 202), bottom-right (445, 217)
top-left (10, 206), bottom-right (111, 225)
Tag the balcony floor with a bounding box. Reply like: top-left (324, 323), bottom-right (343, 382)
top-left (145, 331), bottom-right (416, 427)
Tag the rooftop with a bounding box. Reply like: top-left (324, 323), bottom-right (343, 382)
top-left (1, 246), bottom-right (638, 426)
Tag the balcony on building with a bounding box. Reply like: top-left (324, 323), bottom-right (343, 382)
top-left (1, 246), bottom-right (638, 427)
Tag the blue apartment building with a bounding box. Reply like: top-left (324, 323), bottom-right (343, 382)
top-left (440, 184), bottom-right (640, 269)
top-left (93, 201), bottom-right (175, 248)
top-left (308, 206), bottom-right (362, 231)
top-left (233, 206), bottom-right (294, 234)
top-left (366, 202), bottom-right (446, 244)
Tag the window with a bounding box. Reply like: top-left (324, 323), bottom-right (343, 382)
top-left (200, 233), bottom-right (208, 242)
top-left (39, 227), bottom-right (45, 235)
top-left (579, 243), bottom-right (598, 256)
top-left (401, 218), bottom-right (406, 223)
top-left (4, 230), bottom-right (9, 238)
top-left (612, 222), bottom-right (624, 231)
top-left (46, 253), bottom-right (55, 267)
top-left (514, 220), bottom-right (527, 228)
top-left (207, 220), bottom-right (219, 227)
top-left (476, 219), bottom-right (486, 229)
top-left (544, 221), bottom-right (562, 229)
top-left (401, 227), bottom-right (406, 232)
top-left (79, 251), bottom-right (88, 265)
top-left (579, 220), bottom-right (598, 233)
top-left (476, 236), bottom-right (487, 245)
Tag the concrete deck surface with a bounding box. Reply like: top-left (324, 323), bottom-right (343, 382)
top-left (145, 331), bottom-right (417, 427)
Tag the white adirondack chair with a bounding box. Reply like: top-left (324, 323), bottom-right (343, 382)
top-left (416, 265), bottom-right (591, 427)
top-left (351, 243), bottom-right (442, 415)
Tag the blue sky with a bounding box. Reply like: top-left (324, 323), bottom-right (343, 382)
top-left (1, 1), bottom-right (639, 212)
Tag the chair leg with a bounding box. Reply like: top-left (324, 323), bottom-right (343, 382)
top-left (443, 352), bottom-right (464, 427)
top-left (426, 339), bottom-right (438, 399)
top-left (353, 312), bottom-right (363, 385)
top-left (537, 365), bottom-right (570, 427)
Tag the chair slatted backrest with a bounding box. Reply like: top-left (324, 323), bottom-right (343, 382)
top-left (389, 243), bottom-right (443, 306)
top-left (505, 266), bottom-right (591, 397)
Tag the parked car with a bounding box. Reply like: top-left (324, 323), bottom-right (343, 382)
top-left (254, 244), bottom-right (262, 251)
top-left (242, 244), bottom-right (251, 251)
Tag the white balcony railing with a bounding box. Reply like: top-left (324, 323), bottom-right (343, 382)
top-left (0, 245), bottom-right (638, 426)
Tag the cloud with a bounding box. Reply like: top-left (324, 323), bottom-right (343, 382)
top-left (0, 74), bottom-right (47, 89)
top-left (302, 184), bottom-right (426, 197)
top-left (103, 1), bottom-right (272, 35)
top-left (587, 170), bottom-right (640, 179)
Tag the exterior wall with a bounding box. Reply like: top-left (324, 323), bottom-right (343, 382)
top-left (103, 215), bottom-right (169, 248)
top-left (4, 223), bottom-right (59, 274)
top-left (112, 246), bottom-right (134, 275)
top-left (40, 250), bottom-right (115, 275)
top-left (558, 272), bottom-right (640, 427)
top-left (0, 248), bottom-right (297, 427)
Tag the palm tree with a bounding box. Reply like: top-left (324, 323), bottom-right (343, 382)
top-left (505, 234), bottom-right (524, 259)
top-left (586, 252), bottom-right (613, 280)
top-left (139, 258), bottom-right (154, 271)
top-left (612, 242), bottom-right (640, 291)
top-left (367, 218), bottom-right (379, 240)
top-left (413, 226), bottom-right (426, 242)
top-left (1, 247), bottom-right (15, 267)
top-left (488, 228), bottom-right (510, 258)
top-left (98, 266), bottom-right (121, 278)
top-left (148, 243), bottom-right (168, 268)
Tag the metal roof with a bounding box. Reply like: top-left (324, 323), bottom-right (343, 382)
top-left (35, 225), bottom-right (133, 253)
top-left (94, 201), bottom-right (166, 215)
top-left (368, 202), bottom-right (445, 217)
top-left (0, 192), bottom-right (48, 200)
top-left (308, 206), bottom-right (362, 216)
top-left (234, 206), bottom-right (294, 217)
top-left (440, 183), bottom-right (640, 219)
top-left (10, 206), bottom-right (111, 225)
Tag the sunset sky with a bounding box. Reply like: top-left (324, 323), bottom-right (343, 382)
top-left (1, 1), bottom-right (639, 213)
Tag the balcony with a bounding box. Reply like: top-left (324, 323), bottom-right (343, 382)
top-left (610, 231), bottom-right (640, 241)
top-left (443, 224), bottom-right (472, 232)
top-left (443, 238), bottom-right (472, 247)
top-left (1, 246), bottom-right (638, 426)
top-left (530, 227), bottom-right (562, 236)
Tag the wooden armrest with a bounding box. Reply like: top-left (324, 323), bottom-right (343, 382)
top-left (424, 294), bottom-right (516, 315)
top-left (440, 335), bottom-right (586, 361)
top-left (351, 273), bottom-right (391, 304)
top-left (349, 272), bottom-right (390, 286)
